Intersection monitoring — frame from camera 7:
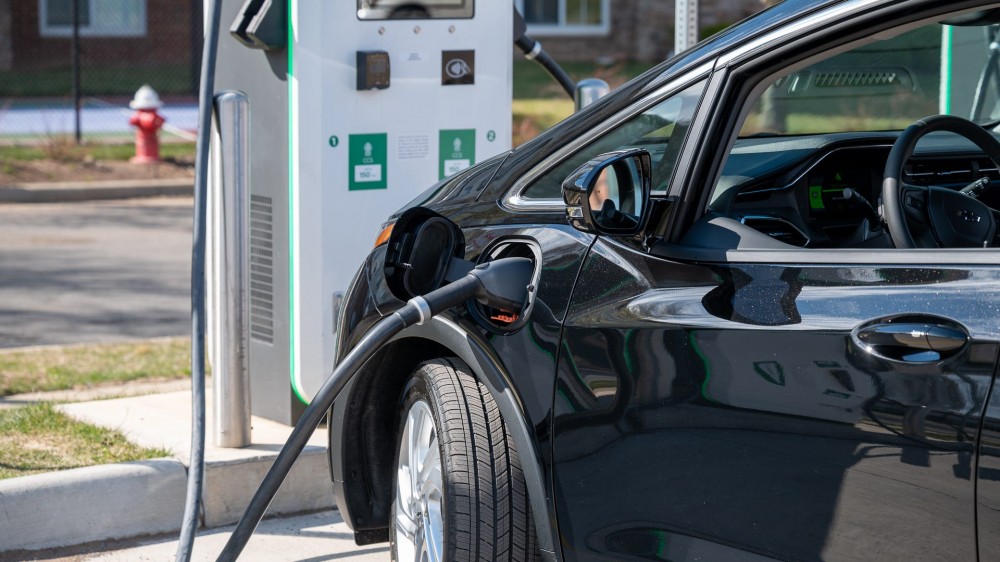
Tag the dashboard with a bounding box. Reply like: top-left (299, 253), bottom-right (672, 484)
top-left (709, 131), bottom-right (1000, 248)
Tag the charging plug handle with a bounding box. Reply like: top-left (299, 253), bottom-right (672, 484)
top-left (468, 257), bottom-right (535, 312)
top-left (420, 256), bottom-right (534, 318)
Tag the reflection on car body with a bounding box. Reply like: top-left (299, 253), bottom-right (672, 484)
top-left (329, 1), bottom-right (1000, 560)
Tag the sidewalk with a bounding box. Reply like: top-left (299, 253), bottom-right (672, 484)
top-left (0, 177), bottom-right (193, 203)
top-left (0, 385), bottom-right (334, 554)
top-left (23, 510), bottom-right (388, 562)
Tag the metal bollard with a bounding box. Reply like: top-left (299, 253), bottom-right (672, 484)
top-left (575, 78), bottom-right (610, 112)
top-left (212, 91), bottom-right (252, 448)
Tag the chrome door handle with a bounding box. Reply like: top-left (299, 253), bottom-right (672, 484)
top-left (852, 316), bottom-right (970, 364)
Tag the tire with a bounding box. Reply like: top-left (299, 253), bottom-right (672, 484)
top-left (390, 358), bottom-right (539, 562)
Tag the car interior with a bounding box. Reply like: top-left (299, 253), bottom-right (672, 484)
top-left (695, 13), bottom-right (1000, 251)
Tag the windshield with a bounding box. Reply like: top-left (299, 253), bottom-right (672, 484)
top-left (739, 20), bottom-right (1000, 137)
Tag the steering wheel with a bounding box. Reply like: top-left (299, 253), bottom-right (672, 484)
top-left (882, 115), bottom-right (999, 248)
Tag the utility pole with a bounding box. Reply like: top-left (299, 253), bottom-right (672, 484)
top-left (758, 0), bottom-right (786, 132)
top-left (70, 0), bottom-right (81, 144)
top-left (675, 0), bottom-right (698, 54)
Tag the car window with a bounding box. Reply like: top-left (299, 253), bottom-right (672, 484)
top-left (521, 81), bottom-right (706, 200)
top-left (699, 16), bottom-right (1000, 252)
top-left (738, 25), bottom-right (952, 138)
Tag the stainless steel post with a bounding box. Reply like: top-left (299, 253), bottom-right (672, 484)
top-left (212, 91), bottom-right (251, 448)
top-left (574, 78), bottom-right (610, 112)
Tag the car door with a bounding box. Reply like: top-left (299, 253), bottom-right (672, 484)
top-left (555, 238), bottom-right (999, 561)
top-left (978, 375), bottom-right (1000, 557)
top-left (547, 5), bottom-right (1000, 562)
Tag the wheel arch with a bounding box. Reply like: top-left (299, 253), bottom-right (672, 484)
top-left (329, 314), bottom-right (557, 561)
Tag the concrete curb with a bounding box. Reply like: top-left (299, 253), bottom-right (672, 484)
top-left (0, 390), bottom-right (334, 553)
top-left (0, 459), bottom-right (188, 552)
top-left (202, 447), bottom-right (333, 528)
top-left (0, 178), bottom-right (193, 203)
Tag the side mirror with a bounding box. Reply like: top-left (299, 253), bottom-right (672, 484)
top-left (561, 148), bottom-right (652, 235)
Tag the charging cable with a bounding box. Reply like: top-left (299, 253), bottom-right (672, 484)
top-left (177, 0), bottom-right (223, 560)
top-left (215, 257), bottom-right (534, 561)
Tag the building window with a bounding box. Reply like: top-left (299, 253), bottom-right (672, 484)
top-left (517, 0), bottom-right (610, 36)
top-left (39, 0), bottom-right (146, 38)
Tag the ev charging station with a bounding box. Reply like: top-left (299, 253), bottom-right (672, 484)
top-left (209, 1), bottom-right (513, 425)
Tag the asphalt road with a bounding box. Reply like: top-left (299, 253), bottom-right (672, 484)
top-left (0, 197), bottom-right (192, 348)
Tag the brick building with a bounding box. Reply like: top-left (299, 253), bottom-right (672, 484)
top-left (0, 0), bottom-right (11, 71)
top-left (519, 0), bottom-right (765, 63)
top-left (0, 1), bottom-right (765, 76)
top-left (0, 0), bottom-right (199, 94)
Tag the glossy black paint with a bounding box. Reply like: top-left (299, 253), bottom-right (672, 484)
top-left (554, 235), bottom-right (1000, 560)
top-left (327, 0), bottom-right (1000, 560)
top-left (978, 381), bottom-right (1000, 557)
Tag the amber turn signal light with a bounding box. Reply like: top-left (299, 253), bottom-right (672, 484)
top-left (373, 222), bottom-right (394, 248)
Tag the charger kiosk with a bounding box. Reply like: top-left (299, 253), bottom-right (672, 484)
top-left (210, 1), bottom-right (512, 424)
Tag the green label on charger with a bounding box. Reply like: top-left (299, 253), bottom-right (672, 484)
top-left (439, 129), bottom-right (475, 180)
top-left (349, 133), bottom-right (387, 190)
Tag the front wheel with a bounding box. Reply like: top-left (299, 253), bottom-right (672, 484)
top-left (391, 358), bottom-right (539, 562)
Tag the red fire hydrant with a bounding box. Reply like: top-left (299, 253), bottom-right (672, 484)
top-left (128, 85), bottom-right (165, 164)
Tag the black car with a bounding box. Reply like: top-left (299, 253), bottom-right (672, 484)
top-left (327, 1), bottom-right (1000, 560)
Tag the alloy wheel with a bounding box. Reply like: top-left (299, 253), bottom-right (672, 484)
top-left (394, 400), bottom-right (444, 562)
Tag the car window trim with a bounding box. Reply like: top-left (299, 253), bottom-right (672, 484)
top-left (501, 61), bottom-right (714, 214)
top-left (654, 244), bottom-right (1000, 266)
top-left (717, 0), bottom-right (889, 69)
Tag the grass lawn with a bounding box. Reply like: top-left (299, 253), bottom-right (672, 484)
top-left (741, 113), bottom-right (918, 136)
top-left (513, 98), bottom-right (575, 145)
top-left (0, 402), bottom-right (171, 479)
top-left (511, 60), bottom-right (654, 144)
top-left (513, 60), bottom-right (655, 100)
top-left (0, 141), bottom-right (196, 163)
top-left (0, 338), bottom-right (191, 397)
top-left (0, 65), bottom-right (195, 97)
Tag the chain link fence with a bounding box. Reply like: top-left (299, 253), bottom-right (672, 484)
top-left (0, 0), bottom-right (201, 144)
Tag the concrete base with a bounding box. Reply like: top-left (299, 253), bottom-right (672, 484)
top-left (0, 389), bottom-right (334, 552)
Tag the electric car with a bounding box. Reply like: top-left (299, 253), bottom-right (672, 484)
top-left (328, 1), bottom-right (1000, 560)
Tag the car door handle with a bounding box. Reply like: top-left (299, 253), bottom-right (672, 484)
top-left (852, 317), bottom-right (970, 364)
